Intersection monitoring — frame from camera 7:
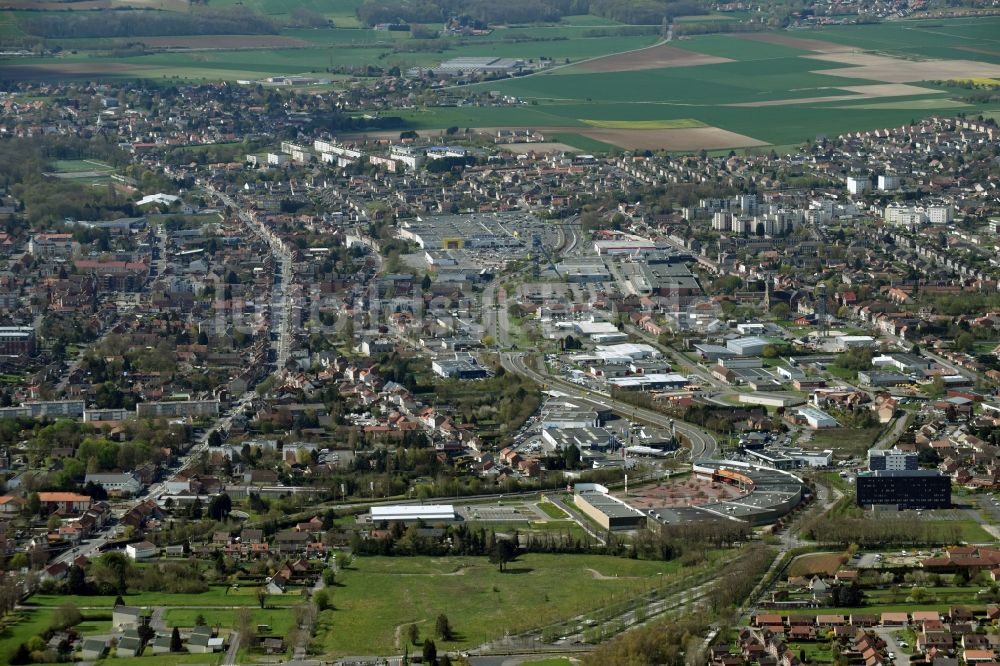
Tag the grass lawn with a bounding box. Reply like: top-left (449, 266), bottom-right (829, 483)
top-left (318, 553), bottom-right (699, 656)
top-left (924, 520), bottom-right (994, 543)
top-left (788, 641), bottom-right (835, 663)
top-left (865, 586), bottom-right (983, 605)
top-left (537, 500), bottom-right (569, 519)
top-left (51, 159), bottom-right (112, 172)
top-left (27, 585), bottom-right (300, 609)
top-left (76, 611), bottom-right (112, 636)
top-left (0, 609), bottom-right (55, 663)
top-left (164, 607), bottom-right (296, 633)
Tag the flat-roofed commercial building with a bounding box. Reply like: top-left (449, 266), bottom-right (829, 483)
top-left (573, 483), bottom-right (646, 531)
top-left (370, 505), bottom-right (457, 524)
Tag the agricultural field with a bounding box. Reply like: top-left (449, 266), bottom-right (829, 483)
top-left (429, 17), bottom-right (1000, 148)
top-left (1, 8), bottom-right (999, 149)
top-left (317, 553), bottom-right (707, 656)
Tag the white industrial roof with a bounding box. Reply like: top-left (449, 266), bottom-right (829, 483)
top-left (370, 505), bottom-right (456, 521)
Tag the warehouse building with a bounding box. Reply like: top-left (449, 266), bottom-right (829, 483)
top-left (726, 336), bottom-right (770, 357)
top-left (793, 406), bottom-right (840, 429)
top-left (573, 483), bottom-right (646, 531)
top-left (370, 505), bottom-right (457, 524)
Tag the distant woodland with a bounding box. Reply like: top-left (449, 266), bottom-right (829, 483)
top-left (19, 8), bottom-right (279, 39)
top-left (15, 0), bottom-right (713, 39)
top-left (357, 0), bottom-right (707, 26)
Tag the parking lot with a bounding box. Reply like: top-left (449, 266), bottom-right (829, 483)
top-left (457, 504), bottom-right (542, 522)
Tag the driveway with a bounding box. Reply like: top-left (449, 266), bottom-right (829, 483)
top-left (874, 628), bottom-right (910, 666)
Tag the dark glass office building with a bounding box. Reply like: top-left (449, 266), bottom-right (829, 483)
top-left (856, 470), bottom-right (951, 509)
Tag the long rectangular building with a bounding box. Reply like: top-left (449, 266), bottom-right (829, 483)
top-left (573, 483), bottom-right (646, 531)
top-left (135, 400), bottom-right (220, 419)
top-left (370, 505), bottom-right (456, 524)
top-left (0, 400), bottom-right (86, 420)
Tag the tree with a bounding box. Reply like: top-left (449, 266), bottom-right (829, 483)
top-left (207, 493), bottom-right (232, 520)
top-left (435, 613), bottom-right (453, 641)
top-left (771, 302), bottom-right (790, 320)
top-left (421, 273), bottom-right (432, 291)
top-left (170, 626), bottom-right (182, 652)
top-left (257, 587), bottom-right (268, 609)
top-left (234, 606), bottom-right (255, 646)
top-left (26, 492), bottom-right (40, 516)
top-left (955, 332), bottom-right (975, 353)
top-left (407, 623), bottom-right (420, 646)
top-left (52, 603), bottom-right (82, 630)
top-left (314, 589), bottom-right (331, 611)
top-left (422, 638), bottom-right (437, 666)
top-left (67, 565), bottom-right (87, 594)
top-left (208, 430), bottom-right (222, 448)
top-left (563, 443), bottom-right (581, 470)
top-left (489, 538), bottom-right (517, 572)
top-left (190, 497), bottom-right (203, 520)
top-left (9, 552), bottom-right (28, 571)
top-left (9, 643), bottom-right (30, 665)
top-left (195, 613), bottom-right (206, 626)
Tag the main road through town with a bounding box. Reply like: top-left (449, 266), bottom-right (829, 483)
top-left (500, 352), bottom-right (718, 459)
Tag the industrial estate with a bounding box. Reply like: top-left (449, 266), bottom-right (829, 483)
top-left (1, 0), bottom-right (1000, 665)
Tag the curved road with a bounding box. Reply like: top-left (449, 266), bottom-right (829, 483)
top-left (501, 353), bottom-right (718, 459)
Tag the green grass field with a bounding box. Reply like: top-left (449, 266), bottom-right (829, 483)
top-left (318, 553), bottom-right (699, 655)
top-left (26, 585), bottom-right (300, 609)
top-left (163, 607), bottom-right (296, 633)
top-left (536, 501), bottom-right (570, 519)
top-left (51, 159), bottom-right (113, 173)
top-left (924, 520), bottom-right (995, 543)
top-left (581, 118), bottom-right (707, 129)
top-left (0, 609), bottom-right (55, 663)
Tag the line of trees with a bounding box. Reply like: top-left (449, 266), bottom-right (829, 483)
top-left (589, 0), bottom-right (707, 24)
top-left (801, 515), bottom-right (967, 547)
top-left (355, 0), bottom-right (711, 26)
top-left (357, 0), bottom-right (590, 26)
